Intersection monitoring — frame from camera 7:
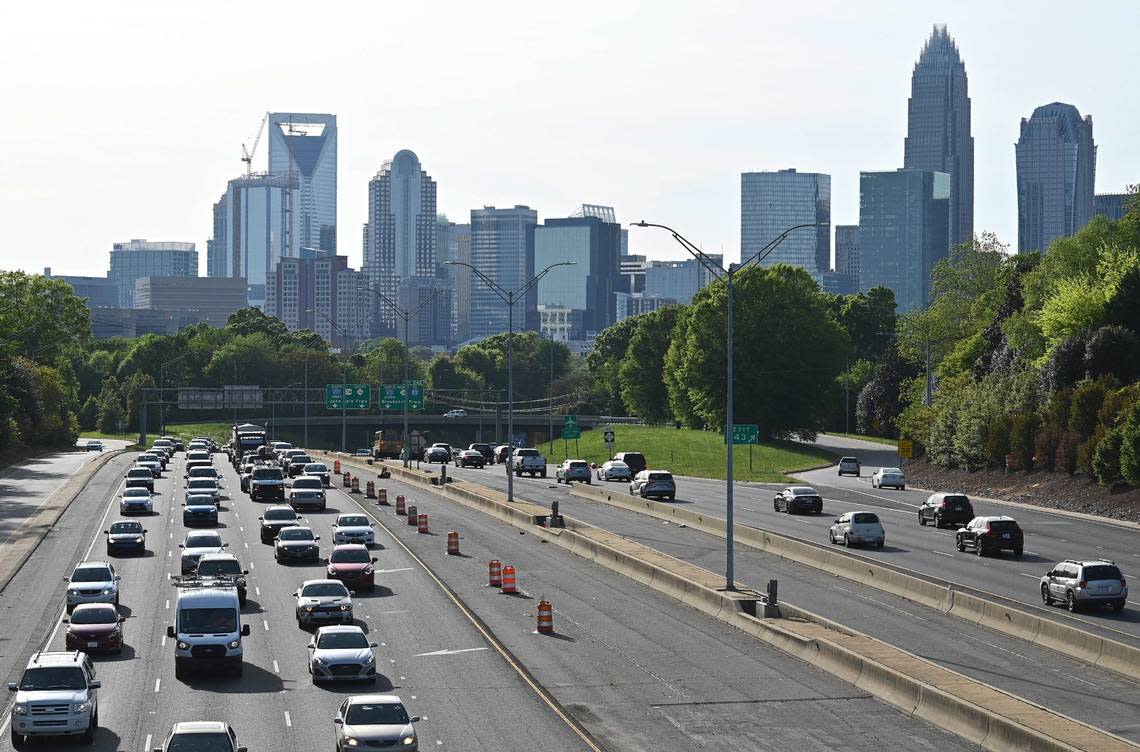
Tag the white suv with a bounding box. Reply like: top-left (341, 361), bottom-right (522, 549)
top-left (66, 562), bottom-right (120, 610)
top-left (7, 651), bottom-right (101, 746)
top-left (1041, 559), bottom-right (1128, 613)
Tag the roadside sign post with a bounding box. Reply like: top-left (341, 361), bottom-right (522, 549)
top-left (562, 415), bottom-right (580, 439)
top-left (603, 428), bottom-right (615, 455)
top-left (897, 439), bottom-right (913, 465)
top-left (725, 424), bottom-right (759, 474)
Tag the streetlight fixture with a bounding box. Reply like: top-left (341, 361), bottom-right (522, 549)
top-left (307, 308), bottom-right (351, 452)
top-left (159, 350), bottom-right (194, 436)
top-left (357, 282), bottom-right (446, 466)
top-left (447, 259), bottom-right (576, 503)
top-left (630, 220), bottom-right (824, 591)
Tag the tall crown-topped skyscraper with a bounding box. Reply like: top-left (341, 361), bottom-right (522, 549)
top-left (904, 25), bottom-right (973, 248)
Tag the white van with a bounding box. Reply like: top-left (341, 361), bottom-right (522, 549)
top-left (166, 577), bottom-right (250, 679)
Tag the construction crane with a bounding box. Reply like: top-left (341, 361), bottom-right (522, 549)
top-left (240, 112), bottom-right (268, 175)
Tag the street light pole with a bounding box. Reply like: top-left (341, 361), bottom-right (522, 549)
top-left (631, 220), bottom-right (823, 591)
top-left (448, 260), bottom-right (575, 503)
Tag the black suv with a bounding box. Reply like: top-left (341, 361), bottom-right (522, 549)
top-left (286, 455), bottom-right (312, 478)
top-left (612, 451), bottom-right (647, 477)
top-left (956, 516), bottom-right (1023, 557)
top-left (918, 492), bottom-right (974, 528)
top-left (249, 467), bottom-right (286, 501)
top-left (469, 443), bottom-right (495, 464)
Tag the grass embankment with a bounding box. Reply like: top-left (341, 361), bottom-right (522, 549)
top-left (81, 421), bottom-right (232, 447)
top-left (823, 432), bottom-right (899, 447)
top-left (542, 425), bottom-right (836, 483)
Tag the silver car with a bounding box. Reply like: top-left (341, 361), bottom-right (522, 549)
top-left (332, 514), bottom-right (375, 546)
top-left (871, 467), bottom-right (905, 490)
top-left (179, 531), bottom-right (227, 574)
top-left (308, 625), bottom-right (377, 683)
top-left (186, 478), bottom-right (222, 502)
top-left (294, 579), bottom-right (354, 627)
top-left (119, 487), bottom-right (153, 515)
top-left (556, 459), bottom-right (592, 484)
top-left (597, 460), bottom-right (631, 482)
top-left (629, 470), bottom-right (676, 500)
top-left (829, 511), bottom-right (885, 548)
top-left (288, 476), bottom-right (327, 511)
top-left (66, 562), bottom-right (120, 609)
top-left (334, 695), bottom-right (420, 751)
top-left (1041, 559), bottom-right (1127, 613)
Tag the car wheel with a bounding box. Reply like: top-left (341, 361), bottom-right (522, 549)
top-left (843, 534), bottom-right (851, 548)
top-left (955, 538), bottom-right (965, 552)
top-left (773, 501), bottom-right (779, 511)
top-left (11, 727), bottom-right (25, 748)
top-left (876, 541), bottom-right (884, 549)
top-left (1066, 591), bottom-right (1079, 612)
top-left (1041, 584), bottom-right (1054, 606)
top-left (900, 485), bottom-right (905, 491)
top-left (1112, 599), bottom-right (1125, 613)
top-left (828, 531), bottom-right (835, 544)
top-left (586, 479), bottom-right (591, 485)
top-left (975, 544), bottom-right (985, 557)
top-left (1014, 548), bottom-right (1023, 557)
top-left (918, 512), bottom-right (926, 526)
top-left (933, 514), bottom-right (942, 529)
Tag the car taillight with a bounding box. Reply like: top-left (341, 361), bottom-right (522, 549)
top-left (1121, 577), bottom-right (1127, 588)
top-left (1078, 580), bottom-right (1088, 589)
top-left (939, 500), bottom-right (947, 508)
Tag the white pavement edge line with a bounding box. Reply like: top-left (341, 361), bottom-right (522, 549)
top-left (333, 485), bottom-right (606, 752)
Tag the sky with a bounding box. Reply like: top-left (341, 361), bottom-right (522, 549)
top-left (1, 0), bottom-right (1137, 277)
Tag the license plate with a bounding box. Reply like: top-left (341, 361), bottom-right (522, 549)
top-left (87, 641), bottom-right (98, 648)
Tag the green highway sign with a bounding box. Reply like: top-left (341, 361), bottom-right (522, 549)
top-left (562, 414), bottom-right (581, 440)
top-left (725, 424), bottom-right (759, 445)
top-left (408, 380), bottom-right (424, 410)
top-left (327, 383), bottom-right (371, 410)
top-left (378, 381), bottom-right (425, 411)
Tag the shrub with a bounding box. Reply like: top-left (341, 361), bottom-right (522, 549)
top-left (1039, 335), bottom-right (1087, 394)
top-left (1121, 404), bottom-right (1140, 487)
top-left (1085, 325), bottom-right (1140, 383)
top-left (984, 415), bottom-right (1013, 468)
top-left (1078, 430), bottom-right (1102, 477)
top-left (1069, 379), bottom-right (1108, 440)
top-left (1010, 413), bottom-right (1040, 471)
top-left (1093, 427), bottom-right (1124, 486)
top-left (1055, 432), bottom-right (1079, 476)
top-left (1034, 424), bottom-right (1061, 472)
top-left (1046, 388), bottom-right (1073, 432)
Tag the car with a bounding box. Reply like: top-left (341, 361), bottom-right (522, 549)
top-left (353, 449), bottom-right (371, 457)
top-left (105, 519), bottom-right (147, 555)
top-left (249, 466), bottom-right (286, 501)
top-left (556, 459), bottom-right (592, 484)
top-left (332, 514), bottom-right (375, 546)
top-left (7, 651), bottom-right (101, 746)
top-left (271, 441), bottom-right (293, 458)
top-left (469, 443), bottom-right (495, 463)
top-left (773, 486), bottom-right (823, 515)
top-left (1041, 559), bottom-right (1127, 613)
top-left (64, 603), bottom-right (124, 654)
top-left (150, 445), bottom-right (172, 462)
top-left (281, 449), bottom-right (308, 470)
top-left (955, 516), bottom-right (1023, 557)
top-left (308, 625), bottom-right (378, 683)
top-left (871, 467), bottom-right (906, 490)
top-left (137, 452), bottom-right (164, 474)
top-left (66, 562), bottom-right (120, 610)
top-left (494, 445), bottom-right (511, 464)
top-left (629, 470), bottom-right (676, 500)
top-left (185, 466), bottom-right (221, 482)
top-left (611, 451), bottom-right (647, 477)
top-left (153, 722), bottom-right (245, 752)
top-left (334, 695), bottom-right (420, 752)
top-left (260, 505), bottom-right (302, 543)
top-left (829, 511), bottom-right (885, 548)
top-left (327, 544), bottom-right (377, 592)
top-left (597, 460), bottom-right (631, 482)
top-left (179, 531), bottom-right (227, 574)
top-left (125, 467), bottom-right (155, 493)
top-left (275, 526), bottom-right (321, 563)
top-left (918, 492), bottom-right (975, 528)
top-left (443, 409), bottom-right (466, 418)
top-left (288, 476), bottom-right (327, 511)
top-left (837, 456), bottom-right (861, 476)
top-left (84, 440), bottom-right (103, 452)
top-left (186, 478), bottom-right (222, 503)
top-left (119, 487), bottom-right (154, 515)
top-left (287, 454), bottom-right (314, 477)
top-left (239, 460), bottom-right (259, 492)
top-left (195, 553), bottom-right (249, 606)
top-left (303, 462), bottom-right (332, 486)
top-left (185, 449), bottom-right (211, 464)
top-left (183, 496), bottom-right (220, 526)
top-left (512, 447), bottom-right (547, 477)
top-left (422, 446), bottom-right (450, 464)
top-left (171, 438), bottom-right (185, 452)
top-left (454, 449), bottom-right (486, 468)
top-left (294, 579), bottom-right (354, 627)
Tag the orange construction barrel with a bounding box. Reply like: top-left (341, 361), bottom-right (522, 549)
top-left (447, 531), bottom-right (460, 555)
top-left (417, 513), bottom-right (429, 533)
top-left (378, 488), bottom-right (388, 505)
top-left (406, 504), bottom-right (418, 525)
top-left (488, 559), bottom-right (502, 587)
top-left (334, 459), bottom-right (341, 474)
top-left (395, 496), bottom-right (405, 515)
top-left (537, 600), bottom-right (553, 634)
top-left (501, 565), bottom-right (517, 594)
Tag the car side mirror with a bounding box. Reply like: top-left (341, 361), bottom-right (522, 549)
top-left (371, 557), bottom-right (378, 563)
top-left (178, 544), bottom-right (184, 548)
top-left (222, 543), bottom-right (229, 547)
top-left (143, 529), bottom-right (148, 533)
top-left (7, 682), bottom-right (17, 691)
top-left (89, 681), bottom-right (101, 690)
top-left (115, 575), bottom-right (122, 581)
top-left (103, 530), bottom-right (109, 534)
top-left (333, 719), bottom-right (343, 725)
top-left (241, 624), bottom-right (251, 636)
top-left (119, 616), bottom-right (126, 623)
top-left (237, 746), bottom-right (248, 752)
top-left (155, 747), bottom-right (165, 752)
top-left (369, 642), bottom-right (378, 648)
top-left (314, 536), bottom-right (321, 541)
top-left (258, 516), bottom-right (264, 520)
top-left (167, 625), bottom-right (176, 638)
top-left (242, 569), bottom-right (249, 575)
top-left (410, 715), bottom-right (421, 723)
top-left (62, 618), bottom-right (70, 623)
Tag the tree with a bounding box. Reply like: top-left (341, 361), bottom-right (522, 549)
top-left (619, 306), bottom-right (680, 423)
top-left (1084, 325), bottom-right (1140, 383)
top-left (1036, 276), bottom-right (1105, 344)
top-left (856, 345), bottom-right (917, 439)
top-left (79, 395), bottom-right (99, 430)
top-left (663, 307), bottom-right (702, 428)
top-left (224, 307), bottom-right (290, 342)
top-left (1039, 335), bottom-right (1087, 395)
top-left (0, 272), bottom-right (92, 363)
top-left (1105, 265), bottom-right (1140, 334)
top-left (586, 316), bottom-right (643, 416)
top-left (823, 287), bottom-right (897, 362)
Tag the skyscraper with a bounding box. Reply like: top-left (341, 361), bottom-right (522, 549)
top-left (1094, 194), bottom-right (1130, 221)
top-left (363, 150), bottom-right (437, 332)
top-left (267, 113), bottom-right (338, 253)
top-left (437, 216), bottom-right (470, 342)
top-left (108, 240), bottom-right (197, 307)
top-left (208, 173), bottom-right (291, 309)
top-left (533, 213), bottom-right (622, 339)
top-left (468, 205), bottom-right (538, 339)
top-left (835, 225), bottom-right (860, 291)
top-left (1015, 103), bottom-right (1097, 252)
top-left (264, 254), bottom-right (369, 346)
top-left (740, 169), bottom-right (831, 281)
top-left (859, 169), bottom-right (950, 313)
top-left (904, 25), bottom-right (973, 247)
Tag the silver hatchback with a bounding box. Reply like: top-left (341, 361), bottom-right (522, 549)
top-left (1041, 559), bottom-right (1127, 613)
top-left (630, 470), bottom-right (676, 501)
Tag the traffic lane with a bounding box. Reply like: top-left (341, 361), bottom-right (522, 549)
top-left (218, 459), bottom-right (594, 752)
top-left (494, 482), bottom-right (1140, 744)
top-left (333, 471), bottom-right (981, 751)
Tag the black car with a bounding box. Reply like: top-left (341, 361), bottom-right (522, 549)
top-left (250, 467), bottom-right (286, 501)
top-left (919, 493), bottom-right (975, 528)
top-left (773, 486), bottom-right (824, 515)
top-left (125, 468), bottom-right (155, 493)
top-left (274, 527), bottom-right (321, 563)
top-left (259, 505), bottom-right (302, 543)
top-left (956, 516), bottom-right (1023, 557)
top-left (469, 443), bottom-right (495, 464)
top-left (612, 452), bottom-right (647, 477)
top-left (287, 455), bottom-right (313, 478)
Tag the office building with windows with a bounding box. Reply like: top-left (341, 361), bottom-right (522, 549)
top-left (741, 169), bottom-right (831, 281)
top-left (108, 239), bottom-right (197, 308)
top-left (1015, 103), bottom-right (1096, 252)
top-left (1095, 193), bottom-right (1130, 221)
top-left (467, 205), bottom-right (538, 339)
top-left (268, 113), bottom-right (338, 252)
top-left (644, 255), bottom-right (722, 304)
top-left (207, 173), bottom-right (291, 309)
top-left (614, 292), bottom-right (677, 321)
top-left (133, 277), bottom-right (247, 326)
top-left (859, 169), bottom-right (950, 313)
top-left (436, 216), bottom-right (469, 342)
top-left (264, 254), bottom-right (369, 347)
top-left (533, 214), bottom-right (621, 339)
top-left (834, 225), bottom-right (860, 291)
top-left (44, 271), bottom-right (119, 310)
top-left (396, 276), bottom-right (453, 347)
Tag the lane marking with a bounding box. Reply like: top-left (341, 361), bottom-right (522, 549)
top-left (932, 551), bottom-right (955, 558)
top-left (415, 647), bottom-right (489, 657)
top-left (263, 619), bottom-right (269, 631)
top-left (165, 599), bottom-right (170, 609)
top-left (376, 567), bottom-right (413, 574)
top-left (255, 586), bottom-right (261, 596)
top-left (273, 659), bottom-right (280, 673)
top-left (1018, 573), bottom-right (1040, 579)
top-left (144, 734), bottom-right (152, 752)
top-left (154, 678), bottom-right (161, 693)
top-left (161, 634), bottom-right (167, 647)
top-left (284, 712), bottom-right (292, 728)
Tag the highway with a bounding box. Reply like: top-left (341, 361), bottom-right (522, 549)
top-left (0, 446), bottom-right (977, 752)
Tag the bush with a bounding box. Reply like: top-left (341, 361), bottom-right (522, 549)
top-left (1055, 432), bottom-right (1079, 475)
top-left (1121, 404), bottom-right (1140, 487)
top-left (1093, 427), bottom-right (1124, 486)
top-left (1039, 336), bottom-right (1086, 394)
top-left (1046, 388), bottom-right (1073, 432)
top-left (1009, 413), bottom-right (1039, 471)
top-left (1034, 424), bottom-right (1061, 472)
top-left (1068, 379), bottom-right (1109, 440)
top-left (1085, 325), bottom-right (1140, 383)
top-left (984, 415), bottom-right (1013, 468)
top-left (1078, 431), bottom-right (1101, 477)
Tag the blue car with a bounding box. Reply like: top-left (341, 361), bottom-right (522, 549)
top-left (183, 494), bottom-right (219, 526)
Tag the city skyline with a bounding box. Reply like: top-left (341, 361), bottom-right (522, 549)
top-left (2, 2), bottom-right (1138, 278)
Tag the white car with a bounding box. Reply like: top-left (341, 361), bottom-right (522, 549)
top-left (119, 487), bottom-right (154, 514)
top-left (66, 561), bottom-right (120, 609)
top-left (829, 511), bottom-right (886, 548)
top-left (179, 530), bottom-right (227, 574)
top-left (443, 409), bottom-right (466, 418)
top-left (332, 513), bottom-right (375, 546)
top-left (294, 579), bottom-right (354, 627)
top-left (186, 477), bottom-right (222, 501)
top-left (597, 460), bottom-right (631, 482)
top-left (134, 454), bottom-right (162, 477)
top-left (334, 695), bottom-right (420, 751)
top-left (871, 467), bottom-right (906, 490)
top-left (307, 625), bottom-right (378, 683)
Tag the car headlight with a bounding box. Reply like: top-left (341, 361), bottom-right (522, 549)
top-left (72, 702), bottom-right (89, 713)
top-left (101, 587), bottom-right (114, 595)
top-left (339, 603), bottom-right (351, 611)
top-left (109, 628), bottom-right (121, 638)
top-left (14, 703), bottom-right (27, 715)
top-left (364, 653), bottom-right (375, 664)
top-left (304, 606), bottom-right (314, 612)
top-left (313, 656), bottom-right (327, 665)
top-left (402, 736), bottom-right (416, 745)
top-left (227, 639), bottom-right (240, 649)
top-left (177, 641), bottom-right (190, 650)
top-left (344, 738), bottom-right (360, 746)
top-left (135, 537), bottom-right (144, 543)
top-left (68, 588), bottom-right (80, 595)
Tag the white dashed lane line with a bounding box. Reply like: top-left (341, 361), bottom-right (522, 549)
top-left (932, 550), bottom-right (955, 558)
top-left (154, 678), bottom-right (161, 693)
top-left (144, 734), bottom-right (152, 752)
top-left (284, 712), bottom-right (292, 728)
top-left (273, 660), bottom-right (280, 673)
top-left (263, 619), bottom-right (270, 631)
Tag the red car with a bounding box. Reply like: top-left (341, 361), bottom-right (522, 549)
top-left (64, 603), bottom-right (124, 654)
top-left (326, 544), bottom-right (377, 592)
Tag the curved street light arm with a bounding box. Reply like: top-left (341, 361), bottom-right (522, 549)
top-left (446, 260), bottom-right (510, 304)
top-left (515, 261), bottom-right (577, 300)
top-left (630, 221), bottom-right (725, 279)
top-left (738, 222), bottom-right (827, 273)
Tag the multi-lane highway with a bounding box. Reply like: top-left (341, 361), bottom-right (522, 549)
top-left (0, 444), bottom-right (979, 752)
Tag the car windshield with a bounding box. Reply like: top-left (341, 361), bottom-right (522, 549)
top-left (882, 468), bottom-right (902, 475)
top-left (791, 487), bottom-right (816, 495)
top-left (123, 488), bottom-right (149, 497)
top-left (516, 449), bottom-right (539, 457)
top-left (569, 461), bottom-right (588, 469)
top-left (305, 464), bottom-right (327, 473)
top-left (19, 667), bottom-right (86, 690)
top-left (338, 516), bottom-right (368, 527)
top-left (253, 469), bottom-right (283, 479)
top-left (70, 607), bottom-right (117, 625)
top-left (167, 732), bottom-right (233, 752)
top-left (293, 478), bottom-right (322, 490)
top-left (302, 583), bottom-right (348, 597)
top-left (190, 469), bottom-right (218, 478)
top-left (186, 495), bottom-right (215, 506)
top-left (179, 607), bottom-right (237, 634)
top-left (186, 534), bottom-right (222, 548)
top-left (71, 566), bottom-right (112, 582)
top-left (1084, 565), bottom-right (1122, 581)
top-left (852, 513), bottom-right (880, 524)
top-left (331, 548), bottom-right (370, 564)
top-left (265, 509), bottom-right (297, 521)
top-left (279, 528), bottom-right (314, 541)
top-left (110, 522), bottom-right (142, 534)
top-left (841, 457), bottom-right (857, 463)
top-left (290, 455), bottom-right (311, 464)
top-left (189, 480), bottom-right (217, 489)
top-left (648, 473), bottom-right (673, 481)
top-left (198, 560), bottom-right (242, 576)
top-left (346, 703), bottom-right (410, 726)
top-left (128, 469), bottom-right (151, 477)
top-left (317, 632), bottom-right (369, 649)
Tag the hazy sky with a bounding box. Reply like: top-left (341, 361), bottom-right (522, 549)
top-left (2, 1), bottom-right (1137, 277)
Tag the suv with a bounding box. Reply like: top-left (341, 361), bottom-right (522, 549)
top-left (469, 443), bottom-right (495, 464)
top-left (612, 451), bottom-right (647, 477)
top-left (288, 476), bottom-right (327, 511)
top-left (154, 722), bottom-right (245, 752)
top-left (286, 454), bottom-right (313, 478)
top-left (66, 562), bottom-right (121, 610)
top-left (630, 470), bottom-right (676, 500)
top-left (837, 457), bottom-right (860, 476)
top-left (1041, 559), bottom-right (1127, 613)
top-left (7, 651), bottom-right (101, 746)
top-left (126, 467), bottom-right (155, 493)
top-left (556, 459), bottom-right (591, 484)
top-left (955, 516), bottom-right (1023, 557)
top-left (512, 448), bottom-right (547, 477)
top-left (918, 493), bottom-right (974, 528)
top-left (249, 466), bottom-right (286, 501)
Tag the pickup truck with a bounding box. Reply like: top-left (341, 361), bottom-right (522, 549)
top-left (511, 448), bottom-right (547, 478)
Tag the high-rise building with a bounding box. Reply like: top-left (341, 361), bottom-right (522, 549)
top-left (108, 239), bottom-right (197, 307)
top-left (619, 254), bottom-right (650, 294)
top-left (397, 276), bottom-right (452, 347)
top-left (834, 225), bottom-right (860, 291)
top-left (859, 169), bottom-right (950, 313)
top-left (614, 292), bottom-right (677, 322)
top-left (133, 277), bottom-right (248, 326)
top-left (468, 205), bottom-right (538, 339)
top-left (533, 214), bottom-right (621, 339)
top-left (1015, 103), bottom-right (1096, 252)
top-left (1094, 193), bottom-right (1131, 221)
top-left (207, 173), bottom-right (291, 309)
top-left (644, 255), bottom-right (722, 304)
top-left (44, 271), bottom-right (119, 310)
top-left (267, 113), bottom-right (338, 253)
top-left (362, 150), bottom-right (438, 333)
top-left (740, 169), bottom-right (831, 281)
top-left (436, 216), bottom-right (470, 342)
top-left (904, 25), bottom-right (973, 247)
top-left (264, 254), bottom-right (369, 347)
